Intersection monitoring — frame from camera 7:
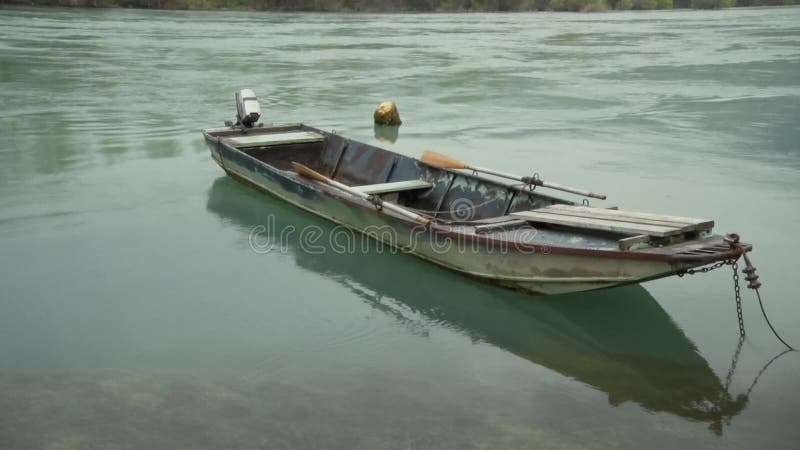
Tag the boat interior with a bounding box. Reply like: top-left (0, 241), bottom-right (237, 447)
top-left (207, 125), bottom-right (716, 252)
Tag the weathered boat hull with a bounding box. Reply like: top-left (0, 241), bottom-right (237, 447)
top-left (225, 169), bottom-right (671, 295)
top-left (201, 124), bottom-right (737, 295)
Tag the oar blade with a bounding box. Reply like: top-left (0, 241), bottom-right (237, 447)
top-left (420, 150), bottom-right (467, 170)
top-left (292, 162), bottom-right (329, 184)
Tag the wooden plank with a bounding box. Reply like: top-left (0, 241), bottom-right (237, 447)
top-left (544, 206), bottom-right (689, 227)
top-left (618, 234), bottom-right (651, 251)
top-left (203, 123), bottom-right (303, 137)
top-left (547, 204), bottom-right (711, 225)
top-left (510, 210), bottom-right (683, 237)
top-left (546, 204), bottom-right (690, 225)
top-left (224, 131), bottom-right (325, 148)
top-left (546, 204), bottom-right (713, 228)
top-left (540, 206), bottom-right (706, 232)
top-left (351, 180), bottom-right (433, 195)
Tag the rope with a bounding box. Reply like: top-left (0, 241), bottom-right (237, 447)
top-left (743, 347), bottom-right (795, 398)
top-left (677, 241), bottom-right (795, 350)
top-left (754, 288), bottom-right (796, 351)
top-left (714, 338), bottom-right (794, 433)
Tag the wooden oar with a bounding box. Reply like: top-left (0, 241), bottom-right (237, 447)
top-left (420, 150), bottom-right (607, 200)
top-left (291, 162), bottom-right (430, 225)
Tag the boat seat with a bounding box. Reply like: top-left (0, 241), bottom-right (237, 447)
top-left (511, 205), bottom-right (713, 238)
top-left (351, 179), bottom-right (433, 195)
top-left (224, 131), bottom-right (325, 148)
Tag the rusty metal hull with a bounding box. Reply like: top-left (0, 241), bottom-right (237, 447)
top-left (202, 124), bottom-right (748, 296)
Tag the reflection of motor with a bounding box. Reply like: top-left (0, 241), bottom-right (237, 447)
top-left (233, 89), bottom-right (261, 128)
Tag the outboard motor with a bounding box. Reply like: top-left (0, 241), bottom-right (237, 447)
top-left (234, 89), bottom-right (261, 128)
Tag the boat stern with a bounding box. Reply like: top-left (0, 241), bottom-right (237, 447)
top-left (663, 233), bottom-right (753, 273)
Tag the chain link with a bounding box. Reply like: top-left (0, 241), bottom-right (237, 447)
top-left (677, 259), bottom-right (745, 338)
top-left (677, 259), bottom-right (734, 277)
top-left (732, 261), bottom-right (745, 337)
top-left (723, 336), bottom-right (745, 392)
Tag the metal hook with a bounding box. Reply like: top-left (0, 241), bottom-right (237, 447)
top-left (367, 194), bottom-right (383, 211)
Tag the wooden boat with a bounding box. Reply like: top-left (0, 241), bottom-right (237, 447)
top-left (202, 98), bottom-right (751, 295)
top-left (207, 177), bottom-right (747, 435)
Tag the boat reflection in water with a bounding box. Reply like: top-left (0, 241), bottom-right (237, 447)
top-left (207, 176), bottom-right (749, 435)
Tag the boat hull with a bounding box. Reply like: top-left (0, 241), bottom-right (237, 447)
top-left (206, 134), bottom-right (681, 295)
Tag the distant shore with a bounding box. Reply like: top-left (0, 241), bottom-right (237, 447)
top-left (4, 1), bottom-right (798, 13)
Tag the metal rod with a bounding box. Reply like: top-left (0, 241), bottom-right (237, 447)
top-left (469, 164), bottom-right (606, 200)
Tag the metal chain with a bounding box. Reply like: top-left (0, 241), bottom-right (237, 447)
top-left (679, 250), bottom-right (794, 349)
top-left (723, 336), bottom-right (745, 392)
top-left (731, 261), bottom-right (745, 338)
top-left (677, 259), bottom-right (734, 277)
top-left (677, 259), bottom-right (745, 337)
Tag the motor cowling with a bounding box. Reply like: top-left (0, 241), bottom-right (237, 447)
top-left (235, 89), bottom-right (261, 128)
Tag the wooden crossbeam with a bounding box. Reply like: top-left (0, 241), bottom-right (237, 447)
top-left (224, 131), bottom-right (325, 148)
top-left (351, 180), bottom-right (433, 195)
top-left (618, 234), bottom-right (652, 251)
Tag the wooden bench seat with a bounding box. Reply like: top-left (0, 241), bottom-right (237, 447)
top-left (224, 131), bottom-right (325, 148)
top-left (351, 180), bottom-right (433, 195)
top-left (511, 205), bottom-right (714, 242)
top-left (544, 205), bottom-right (713, 230)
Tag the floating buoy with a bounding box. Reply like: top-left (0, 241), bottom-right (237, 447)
top-left (374, 101), bottom-right (401, 125)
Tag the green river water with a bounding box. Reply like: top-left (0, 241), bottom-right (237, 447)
top-left (1, 5), bottom-right (799, 449)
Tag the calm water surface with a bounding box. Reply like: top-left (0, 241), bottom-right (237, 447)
top-left (1, 5), bottom-right (799, 449)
